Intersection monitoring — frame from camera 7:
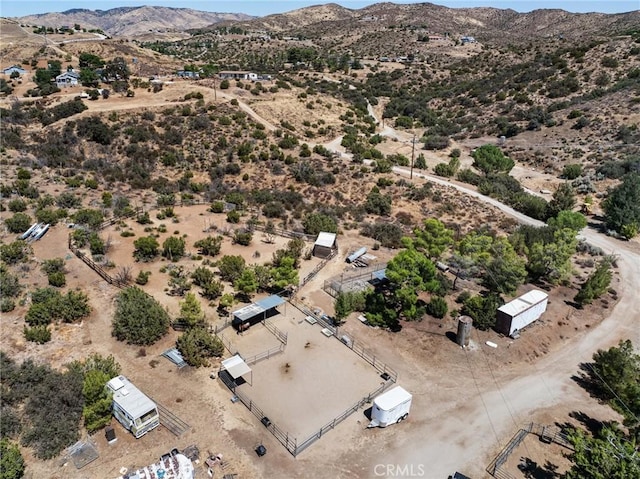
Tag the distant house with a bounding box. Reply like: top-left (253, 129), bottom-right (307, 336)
top-left (176, 70), bottom-right (199, 79)
top-left (219, 71), bottom-right (258, 81)
top-left (2, 65), bottom-right (27, 76)
top-left (55, 71), bottom-right (80, 88)
top-left (461, 36), bottom-right (476, 44)
top-left (428, 35), bottom-right (444, 41)
top-left (312, 232), bottom-right (338, 258)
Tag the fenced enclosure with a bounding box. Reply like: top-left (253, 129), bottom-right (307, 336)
top-left (487, 423), bottom-right (574, 478)
top-left (300, 249), bottom-right (337, 286)
top-left (322, 263), bottom-right (388, 298)
top-left (219, 369), bottom-right (394, 457)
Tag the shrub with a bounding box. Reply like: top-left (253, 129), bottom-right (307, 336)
top-left (133, 236), bottom-right (159, 261)
top-left (176, 327), bottom-right (224, 367)
top-left (0, 241), bottom-right (32, 264)
top-left (226, 210), bottom-right (240, 223)
top-left (8, 199), bottom-right (27, 213)
top-left (162, 236), bottom-right (185, 260)
top-left (0, 263), bottom-right (21, 297)
top-left (561, 163), bottom-right (583, 180)
top-left (24, 325), bottom-right (51, 344)
top-left (1, 297), bottom-right (16, 312)
top-left (48, 272), bottom-right (66, 287)
top-left (112, 286), bottom-right (170, 345)
top-left (425, 296), bottom-right (448, 318)
top-left (0, 439), bottom-right (25, 479)
top-left (135, 270), bottom-right (151, 285)
top-left (194, 236), bottom-right (223, 256)
top-left (5, 213), bottom-right (32, 234)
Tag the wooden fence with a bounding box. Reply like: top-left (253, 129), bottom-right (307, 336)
top-left (300, 249), bottom-right (337, 287)
top-left (68, 235), bottom-right (129, 288)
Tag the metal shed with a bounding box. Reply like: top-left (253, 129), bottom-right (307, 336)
top-left (496, 290), bottom-right (548, 336)
top-left (312, 232), bottom-right (337, 258)
top-left (232, 295), bottom-right (285, 330)
top-left (220, 354), bottom-right (252, 385)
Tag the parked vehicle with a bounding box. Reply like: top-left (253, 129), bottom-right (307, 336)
top-left (368, 386), bottom-right (412, 428)
top-left (106, 375), bottom-right (159, 438)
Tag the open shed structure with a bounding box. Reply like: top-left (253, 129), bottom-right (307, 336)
top-left (496, 290), bottom-right (548, 336)
top-left (232, 295), bottom-right (285, 331)
top-left (220, 354), bottom-right (253, 386)
top-left (312, 232), bottom-right (338, 258)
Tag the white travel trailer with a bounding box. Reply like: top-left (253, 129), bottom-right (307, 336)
top-left (368, 386), bottom-right (412, 428)
top-left (106, 376), bottom-right (159, 438)
top-left (495, 289), bottom-right (548, 336)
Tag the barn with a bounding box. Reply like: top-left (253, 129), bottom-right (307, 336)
top-left (231, 295), bottom-right (285, 331)
top-left (312, 232), bottom-right (337, 258)
top-left (495, 290), bottom-right (548, 336)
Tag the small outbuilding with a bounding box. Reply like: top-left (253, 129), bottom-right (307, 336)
top-left (312, 232), bottom-right (337, 258)
top-left (495, 290), bottom-right (548, 336)
top-left (232, 295), bottom-right (285, 331)
top-left (220, 354), bottom-right (252, 386)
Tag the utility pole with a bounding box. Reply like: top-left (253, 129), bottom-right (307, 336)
top-left (410, 133), bottom-right (416, 180)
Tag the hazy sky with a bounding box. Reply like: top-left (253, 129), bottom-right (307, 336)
top-left (1, 0), bottom-right (638, 18)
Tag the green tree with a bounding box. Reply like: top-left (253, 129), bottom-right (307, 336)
top-left (386, 248), bottom-right (438, 320)
top-left (79, 68), bottom-right (99, 87)
top-left (603, 173), bottom-right (640, 239)
top-left (574, 258), bottom-right (614, 306)
top-left (103, 56), bottom-right (130, 82)
top-left (412, 218), bottom-right (454, 259)
top-left (179, 292), bottom-right (205, 328)
top-left (365, 187), bottom-right (392, 216)
top-left (565, 426), bottom-right (640, 479)
top-left (162, 236), bottom-right (186, 260)
top-left (483, 237), bottom-right (527, 295)
top-left (0, 439), bottom-right (25, 479)
top-left (471, 145), bottom-right (514, 175)
top-left (461, 293), bottom-right (504, 330)
top-left (270, 255), bottom-right (299, 290)
top-left (133, 236), bottom-right (159, 261)
top-left (176, 327), bottom-right (224, 367)
top-left (585, 339), bottom-right (640, 429)
top-left (234, 268), bottom-right (258, 300)
top-left (425, 296), bottom-right (448, 319)
top-left (302, 213), bottom-right (337, 235)
top-left (547, 210), bottom-right (587, 231)
top-left (546, 182), bottom-right (576, 219)
top-left (112, 287), bottom-right (170, 345)
top-left (217, 255), bottom-right (246, 283)
top-left (526, 228), bottom-right (577, 284)
top-left (194, 235), bottom-right (223, 256)
top-left (334, 291), bottom-right (367, 322)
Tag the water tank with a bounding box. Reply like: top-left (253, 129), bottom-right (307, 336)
top-left (457, 316), bottom-right (473, 347)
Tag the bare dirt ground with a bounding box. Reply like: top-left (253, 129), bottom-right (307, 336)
top-left (231, 310), bottom-right (385, 440)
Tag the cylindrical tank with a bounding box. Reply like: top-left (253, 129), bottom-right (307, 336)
top-left (457, 316), bottom-right (473, 347)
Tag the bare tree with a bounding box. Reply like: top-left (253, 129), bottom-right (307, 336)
top-left (114, 266), bottom-right (132, 284)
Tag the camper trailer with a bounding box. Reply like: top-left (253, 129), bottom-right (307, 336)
top-left (368, 386), bottom-right (412, 428)
top-left (106, 375), bottom-right (159, 438)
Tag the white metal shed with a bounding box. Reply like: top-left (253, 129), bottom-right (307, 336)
top-left (496, 290), bottom-right (548, 336)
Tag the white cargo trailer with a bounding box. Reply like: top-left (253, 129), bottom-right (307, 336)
top-left (368, 386), bottom-right (412, 428)
top-left (495, 290), bottom-right (548, 336)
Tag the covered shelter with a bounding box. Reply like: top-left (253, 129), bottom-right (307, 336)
top-left (220, 354), bottom-right (252, 386)
top-left (232, 295), bottom-right (285, 331)
top-left (312, 232), bottom-right (337, 258)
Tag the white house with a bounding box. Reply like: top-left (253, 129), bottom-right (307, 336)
top-left (219, 71), bottom-right (258, 81)
top-left (2, 65), bottom-right (27, 76)
top-left (55, 71), bottom-right (80, 88)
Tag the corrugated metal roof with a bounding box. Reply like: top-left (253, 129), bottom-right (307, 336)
top-left (372, 269), bottom-right (387, 281)
top-left (232, 295), bottom-right (284, 321)
top-left (498, 290), bottom-right (548, 317)
top-left (221, 355), bottom-right (251, 379)
top-left (162, 348), bottom-right (187, 368)
top-left (314, 232), bottom-right (337, 248)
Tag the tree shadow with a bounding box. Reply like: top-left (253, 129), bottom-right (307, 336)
top-left (570, 362), bottom-right (604, 401)
top-left (518, 457), bottom-right (561, 479)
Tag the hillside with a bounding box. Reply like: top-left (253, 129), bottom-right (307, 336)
top-left (14, 6), bottom-right (254, 37)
